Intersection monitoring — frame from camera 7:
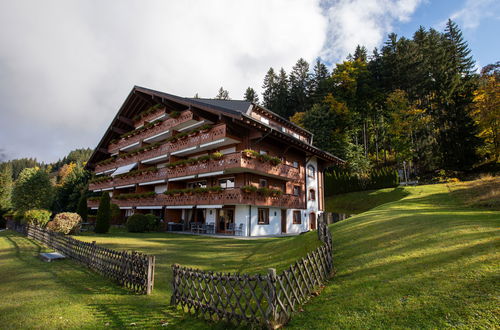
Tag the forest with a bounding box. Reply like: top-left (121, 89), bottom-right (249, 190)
top-left (236, 20), bottom-right (499, 182)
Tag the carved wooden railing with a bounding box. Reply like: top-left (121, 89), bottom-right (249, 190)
top-left (108, 110), bottom-right (194, 153)
top-left (93, 189), bottom-right (305, 209)
top-left (95, 124), bottom-right (228, 173)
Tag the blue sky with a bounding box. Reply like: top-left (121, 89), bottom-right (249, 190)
top-left (0, 0), bottom-right (498, 163)
top-left (395, 0), bottom-right (499, 68)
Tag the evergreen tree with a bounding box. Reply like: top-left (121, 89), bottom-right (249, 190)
top-left (215, 87), bottom-right (230, 100)
top-left (288, 58), bottom-right (311, 116)
top-left (0, 163), bottom-right (13, 210)
top-left (52, 163), bottom-right (89, 213)
top-left (94, 192), bottom-right (111, 233)
top-left (353, 45), bottom-right (368, 62)
top-left (262, 67), bottom-right (278, 110)
top-left (309, 58), bottom-right (330, 103)
top-left (76, 191), bottom-right (88, 222)
top-left (274, 68), bottom-right (290, 117)
top-left (244, 87), bottom-right (259, 103)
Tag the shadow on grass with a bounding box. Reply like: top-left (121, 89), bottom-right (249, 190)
top-left (326, 187), bottom-right (411, 214)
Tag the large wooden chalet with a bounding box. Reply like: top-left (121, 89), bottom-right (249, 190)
top-left (86, 86), bottom-right (343, 236)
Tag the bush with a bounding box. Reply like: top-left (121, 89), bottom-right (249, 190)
top-left (47, 212), bottom-right (82, 234)
top-left (126, 213), bottom-right (160, 232)
top-left (23, 209), bottom-right (51, 227)
top-left (95, 193), bottom-right (111, 233)
top-left (144, 214), bottom-right (160, 231)
top-left (126, 214), bottom-right (148, 232)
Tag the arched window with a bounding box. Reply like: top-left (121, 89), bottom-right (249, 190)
top-left (307, 165), bottom-right (316, 178)
top-left (309, 189), bottom-right (316, 201)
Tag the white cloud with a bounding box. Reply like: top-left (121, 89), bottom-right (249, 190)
top-left (320, 0), bottom-right (423, 61)
top-left (0, 0), bottom-right (327, 162)
top-left (449, 0), bottom-right (500, 30)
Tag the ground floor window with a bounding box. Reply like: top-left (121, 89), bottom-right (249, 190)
top-left (293, 210), bottom-right (301, 224)
top-left (258, 208), bottom-right (269, 224)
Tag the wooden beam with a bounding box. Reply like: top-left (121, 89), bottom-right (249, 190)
top-left (97, 148), bottom-right (109, 154)
top-left (111, 126), bottom-right (127, 135)
top-left (116, 116), bottom-right (134, 126)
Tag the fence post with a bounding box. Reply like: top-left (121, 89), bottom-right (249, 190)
top-left (170, 264), bottom-right (179, 305)
top-left (267, 268), bottom-right (277, 327)
top-left (147, 255), bottom-right (155, 295)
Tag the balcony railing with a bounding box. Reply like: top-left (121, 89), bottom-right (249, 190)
top-left (88, 188), bottom-right (305, 209)
top-left (134, 107), bottom-right (166, 128)
top-left (95, 124), bottom-right (228, 173)
top-left (108, 110), bottom-right (194, 153)
top-left (91, 151), bottom-right (301, 190)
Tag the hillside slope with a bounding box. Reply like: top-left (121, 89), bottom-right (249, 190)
top-left (289, 181), bottom-right (499, 328)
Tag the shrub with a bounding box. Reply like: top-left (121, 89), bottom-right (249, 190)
top-left (76, 193), bottom-right (88, 222)
top-left (47, 212), bottom-right (82, 234)
top-left (144, 214), bottom-right (160, 231)
top-left (23, 209), bottom-right (51, 227)
top-left (126, 214), bottom-right (148, 232)
top-left (95, 193), bottom-right (111, 233)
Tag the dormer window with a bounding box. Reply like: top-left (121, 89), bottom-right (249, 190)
top-left (307, 165), bottom-right (316, 179)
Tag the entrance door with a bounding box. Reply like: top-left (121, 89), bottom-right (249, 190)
top-left (192, 209), bottom-right (205, 224)
top-left (217, 208), bottom-right (235, 233)
top-left (309, 212), bottom-right (316, 230)
top-left (281, 209), bottom-right (287, 233)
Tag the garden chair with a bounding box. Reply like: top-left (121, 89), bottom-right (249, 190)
top-left (226, 223), bottom-right (235, 235)
top-left (206, 223), bottom-right (215, 234)
top-left (235, 223), bottom-right (244, 236)
top-left (200, 224), bottom-right (207, 234)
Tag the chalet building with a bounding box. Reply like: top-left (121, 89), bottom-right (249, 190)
top-left (86, 86), bottom-right (343, 236)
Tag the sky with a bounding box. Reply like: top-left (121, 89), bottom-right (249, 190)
top-left (0, 0), bottom-right (498, 163)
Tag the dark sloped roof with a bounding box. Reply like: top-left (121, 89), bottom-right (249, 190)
top-left (184, 98), bottom-right (252, 115)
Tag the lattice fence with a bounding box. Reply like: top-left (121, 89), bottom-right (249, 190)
top-left (7, 221), bottom-right (155, 294)
top-left (170, 214), bottom-right (333, 327)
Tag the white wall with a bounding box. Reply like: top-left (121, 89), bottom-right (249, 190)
top-left (305, 156), bottom-right (319, 229)
top-left (205, 208), bottom-right (216, 225)
top-left (286, 209), bottom-right (308, 234)
top-left (235, 205), bottom-right (282, 236)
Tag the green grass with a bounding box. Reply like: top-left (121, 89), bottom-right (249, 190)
top-left (1, 179), bottom-right (498, 328)
top-left (289, 182), bottom-right (500, 329)
top-left (325, 186), bottom-right (410, 214)
top-left (0, 228), bottom-right (320, 329)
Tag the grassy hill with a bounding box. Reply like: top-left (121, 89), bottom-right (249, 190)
top-left (0, 177), bottom-right (498, 328)
top-left (288, 177), bottom-right (499, 328)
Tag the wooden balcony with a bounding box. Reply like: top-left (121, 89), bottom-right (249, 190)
top-left (114, 168), bottom-right (168, 186)
top-left (104, 188), bottom-right (305, 209)
top-left (133, 107), bottom-right (167, 128)
top-left (88, 179), bottom-right (114, 191)
top-left (108, 110), bottom-right (195, 153)
top-left (95, 124), bottom-right (230, 173)
top-left (166, 152), bottom-right (301, 181)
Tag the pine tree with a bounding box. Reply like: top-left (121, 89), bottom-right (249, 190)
top-left (262, 68), bottom-right (278, 110)
top-left (289, 58), bottom-right (311, 116)
top-left (274, 68), bottom-right (290, 117)
top-left (244, 87), bottom-right (259, 103)
top-left (94, 193), bottom-right (111, 233)
top-left (76, 191), bottom-right (88, 222)
top-left (215, 87), bottom-right (230, 100)
top-left (309, 58), bottom-right (329, 103)
top-left (353, 45), bottom-right (368, 62)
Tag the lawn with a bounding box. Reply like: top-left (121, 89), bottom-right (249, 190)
top-left (288, 179), bottom-right (499, 329)
top-left (0, 227), bottom-right (320, 329)
top-left (0, 178), bottom-right (498, 329)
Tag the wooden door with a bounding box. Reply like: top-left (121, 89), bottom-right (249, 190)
top-left (281, 209), bottom-right (287, 233)
top-left (217, 208), bottom-right (235, 233)
top-left (309, 212), bottom-right (316, 230)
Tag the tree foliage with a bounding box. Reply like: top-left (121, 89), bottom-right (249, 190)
top-left (12, 167), bottom-right (54, 213)
top-left (0, 163), bottom-right (13, 210)
top-left (94, 193), bottom-right (111, 233)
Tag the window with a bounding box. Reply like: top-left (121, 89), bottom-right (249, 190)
top-left (292, 161), bottom-right (299, 168)
top-left (259, 150), bottom-right (268, 155)
top-left (293, 186), bottom-right (300, 196)
top-left (258, 208), bottom-right (269, 224)
top-left (307, 165), bottom-right (316, 178)
top-left (220, 147), bottom-right (236, 155)
top-left (260, 117), bottom-right (270, 125)
top-left (187, 181), bottom-right (207, 189)
top-left (309, 189), bottom-right (316, 201)
top-left (293, 210), bottom-right (301, 224)
top-left (219, 177), bottom-right (235, 189)
top-left (259, 179), bottom-right (268, 188)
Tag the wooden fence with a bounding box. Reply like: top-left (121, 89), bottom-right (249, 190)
top-left (6, 221), bottom-right (155, 294)
top-left (170, 214), bottom-right (333, 328)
